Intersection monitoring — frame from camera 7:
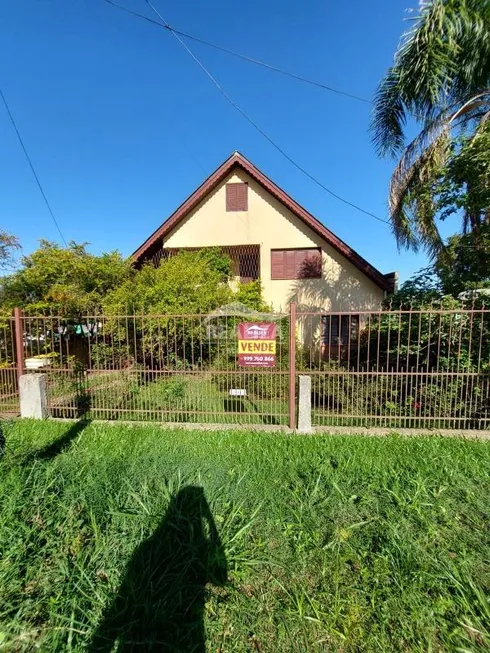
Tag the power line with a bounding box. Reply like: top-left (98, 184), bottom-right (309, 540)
top-left (101, 0), bottom-right (371, 104)
top-left (0, 87), bottom-right (68, 246)
top-left (102, 0), bottom-right (162, 27)
top-left (170, 31), bottom-right (372, 105)
top-left (100, 0), bottom-right (388, 224)
top-left (141, 0), bottom-right (389, 225)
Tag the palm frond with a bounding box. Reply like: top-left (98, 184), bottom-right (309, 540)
top-left (371, 68), bottom-right (406, 157)
top-left (372, 0), bottom-right (489, 156)
top-left (389, 128), bottom-right (451, 253)
top-left (391, 92), bottom-right (490, 206)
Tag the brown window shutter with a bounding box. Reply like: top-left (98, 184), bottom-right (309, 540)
top-left (271, 248), bottom-right (322, 279)
top-left (271, 250), bottom-right (285, 279)
top-left (226, 183), bottom-right (248, 211)
top-left (226, 184), bottom-right (237, 211)
top-left (297, 249), bottom-right (322, 278)
top-left (285, 250), bottom-right (296, 279)
top-left (236, 183), bottom-right (248, 210)
top-left (294, 250), bottom-right (305, 277)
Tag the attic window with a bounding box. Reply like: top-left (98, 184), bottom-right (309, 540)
top-left (226, 183), bottom-right (248, 211)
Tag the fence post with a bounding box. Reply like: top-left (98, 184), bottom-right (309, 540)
top-left (289, 302), bottom-right (296, 429)
top-left (20, 373), bottom-right (49, 419)
top-left (13, 307), bottom-right (24, 383)
top-left (297, 375), bottom-right (313, 433)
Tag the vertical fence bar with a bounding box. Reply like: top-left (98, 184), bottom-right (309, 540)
top-left (13, 307), bottom-right (24, 383)
top-left (289, 302), bottom-right (296, 429)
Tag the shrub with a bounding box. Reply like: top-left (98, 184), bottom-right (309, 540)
top-left (158, 377), bottom-right (187, 407)
top-left (312, 360), bottom-right (489, 427)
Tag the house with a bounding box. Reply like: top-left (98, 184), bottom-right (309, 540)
top-left (132, 152), bottom-right (396, 352)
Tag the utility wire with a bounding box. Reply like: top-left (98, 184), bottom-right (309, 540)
top-left (169, 30), bottom-right (372, 105)
top-left (100, 0), bottom-right (387, 224)
top-left (0, 87), bottom-right (68, 246)
top-left (102, 0), bottom-right (162, 27)
top-left (141, 0), bottom-right (389, 224)
top-left (101, 0), bottom-right (371, 104)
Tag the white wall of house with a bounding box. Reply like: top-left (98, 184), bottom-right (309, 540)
top-left (162, 169), bottom-right (385, 313)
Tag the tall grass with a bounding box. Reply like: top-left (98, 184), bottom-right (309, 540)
top-left (0, 421), bottom-right (489, 651)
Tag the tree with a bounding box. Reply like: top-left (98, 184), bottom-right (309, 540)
top-left (102, 250), bottom-right (233, 315)
top-left (0, 231), bottom-right (19, 270)
top-left (435, 225), bottom-right (490, 295)
top-left (100, 250), bottom-right (243, 369)
top-left (386, 266), bottom-right (442, 308)
top-left (372, 0), bottom-right (490, 254)
top-left (0, 240), bottom-right (132, 314)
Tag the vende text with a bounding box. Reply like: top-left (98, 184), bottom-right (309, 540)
top-left (238, 340), bottom-right (276, 354)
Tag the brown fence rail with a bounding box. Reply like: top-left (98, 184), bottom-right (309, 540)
top-left (296, 307), bottom-right (490, 429)
top-left (2, 305), bottom-right (490, 429)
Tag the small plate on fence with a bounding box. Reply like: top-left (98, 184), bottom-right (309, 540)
top-left (229, 389), bottom-right (247, 397)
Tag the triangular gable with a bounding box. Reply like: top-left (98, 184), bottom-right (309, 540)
top-left (132, 152), bottom-right (395, 292)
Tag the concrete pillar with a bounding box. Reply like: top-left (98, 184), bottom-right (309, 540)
top-left (297, 375), bottom-right (313, 433)
top-left (19, 374), bottom-right (49, 419)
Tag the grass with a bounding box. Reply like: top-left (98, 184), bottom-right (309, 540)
top-left (1, 422), bottom-right (490, 651)
top-left (48, 371), bottom-right (290, 425)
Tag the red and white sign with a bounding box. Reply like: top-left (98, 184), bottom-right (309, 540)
top-left (237, 322), bottom-right (276, 367)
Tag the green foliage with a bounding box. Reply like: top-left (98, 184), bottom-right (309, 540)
top-left (99, 251), bottom-right (233, 368)
top-left (0, 231), bottom-right (19, 270)
top-left (102, 250), bottom-right (232, 314)
top-left (372, 0), bottom-right (490, 254)
top-left (313, 364), bottom-right (483, 427)
top-left (436, 226), bottom-right (490, 296)
top-left (373, 294), bottom-right (490, 373)
top-left (0, 243), bottom-right (269, 329)
top-left (405, 121), bottom-right (490, 251)
top-left (89, 341), bottom-right (130, 369)
top-left (195, 247), bottom-right (233, 281)
top-left (436, 121), bottom-right (490, 226)
top-left (386, 267), bottom-right (442, 308)
top-left (158, 377), bottom-right (187, 407)
top-left (303, 269), bottom-right (490, 426)
top-left (98, 252), bottom-right (272, 370)
top-left (234, 280), bottom-right (271, 312)
top-left (0, 240), bottom-right (131, 314)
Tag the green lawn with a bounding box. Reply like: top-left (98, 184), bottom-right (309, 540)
top-left (48, 371), bottom-right (290, 425)
top-left (1, 422), bottom-right (489, 651)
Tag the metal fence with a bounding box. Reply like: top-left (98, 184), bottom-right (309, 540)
top-left (296, 307), bottom-right (490, 429)
top-left (17, 310), bottom-right (292, 425)
top-left (0, 313), bottom-right (19, 416)
top-left (2, 304), bottom-right (490, 429)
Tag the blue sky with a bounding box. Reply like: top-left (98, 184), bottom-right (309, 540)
top-left (0, 0), bottom-right (458, 282)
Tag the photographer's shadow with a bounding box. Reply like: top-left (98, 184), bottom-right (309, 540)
top-left (90, 486), bottom-right (227, 652)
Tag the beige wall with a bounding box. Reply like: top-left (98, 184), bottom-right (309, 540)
top-left (163, 169), bottom-right (385, 312)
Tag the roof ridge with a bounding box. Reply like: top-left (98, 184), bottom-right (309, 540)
top-left (132, 153), bottom-right (395, 293)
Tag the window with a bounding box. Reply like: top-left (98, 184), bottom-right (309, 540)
top-left (271, 248), bottom-right (322, 280)
top-left (226, 183), bottom-right (248, 211)
top-left (322, 315), bottom-right (359, 346)
top-left (237, 251), bottom-right (259, 282)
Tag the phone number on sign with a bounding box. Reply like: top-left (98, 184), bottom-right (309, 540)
top-left (241, 355), bottom-right (275, 362)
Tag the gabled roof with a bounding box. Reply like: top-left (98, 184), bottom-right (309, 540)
top-left (132, 152), bottom-right (395, 292)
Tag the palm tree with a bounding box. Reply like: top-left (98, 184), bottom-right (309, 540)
top-left (372, 0), bottom-right (490, 255)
